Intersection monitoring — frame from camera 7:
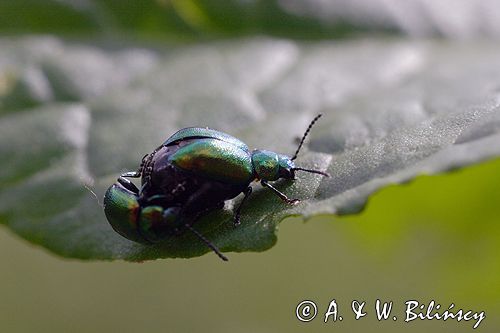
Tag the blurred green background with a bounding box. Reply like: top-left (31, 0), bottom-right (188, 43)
top-left (1, 1), bottom-right (500, 332)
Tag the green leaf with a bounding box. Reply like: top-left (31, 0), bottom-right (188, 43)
top-left (0, 0), bottom-right (361, 40)
top-left (3, 1), bottom-right (500, 40)
top-left (1, 37), bottom-right (500, 261)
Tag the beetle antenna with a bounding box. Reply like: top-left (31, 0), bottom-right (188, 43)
top-left (185, 224), bottom-right (228, 261)
top-left (291, 114), bottom-right (323, 161)
top-left (83, 184), bottom-right (103, 208)
top-left (292, 167), bottom-right (330, 177)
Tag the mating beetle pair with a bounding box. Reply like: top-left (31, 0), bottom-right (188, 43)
top-left (103, 114), bottom-right (329, 261)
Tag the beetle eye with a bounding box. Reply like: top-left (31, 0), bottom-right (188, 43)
top-left (278, 166), bottom-right (294, 179)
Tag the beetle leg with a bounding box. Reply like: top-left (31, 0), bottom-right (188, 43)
top-left (261, 180), bottom-right (300, 205)
top-left (184, 224), bottom-right (228, 261)
top-left (121, 171), bottom-right (141, 178)
top-left (233, 186), bottom-right (252, 226)
top-left (142, 194), bottom-right (167, 204)
top-left (180, 183), bottom-right (216, 215)
top-left (121, 153), bottom-right (149, 178)
top-left (117, 177), bottom-right (140, 195)
top-left (177, 185), bottom-right (229, 261)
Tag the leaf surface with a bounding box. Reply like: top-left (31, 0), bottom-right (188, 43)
top-left (1, 37), bottom-right (500, 260)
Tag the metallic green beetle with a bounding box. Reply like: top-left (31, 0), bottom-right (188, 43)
top-left (104, 114), bottom-right (329, 261)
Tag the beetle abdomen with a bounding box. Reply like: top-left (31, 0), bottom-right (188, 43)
top-left (104, 183), bottom-right (146, 244)
top-left (169, 138), bottom-right (254, 184)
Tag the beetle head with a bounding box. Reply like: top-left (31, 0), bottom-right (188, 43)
top-left (277, 154), bottom-right (296, 179)
top-left (278, 153), bottom-right (329, 180)
top-left (252, 148), bottom-right (329, 181)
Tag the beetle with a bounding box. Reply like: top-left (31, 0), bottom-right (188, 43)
top-left (104, 114), bottom-right (329, 261)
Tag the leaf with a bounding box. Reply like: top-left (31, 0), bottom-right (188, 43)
top-left (3, 1), bottom-right (500, 39)
top-left (0, 0), bottom-right (360, 39)
top-left (1, 37), bottom-right (500, 261)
